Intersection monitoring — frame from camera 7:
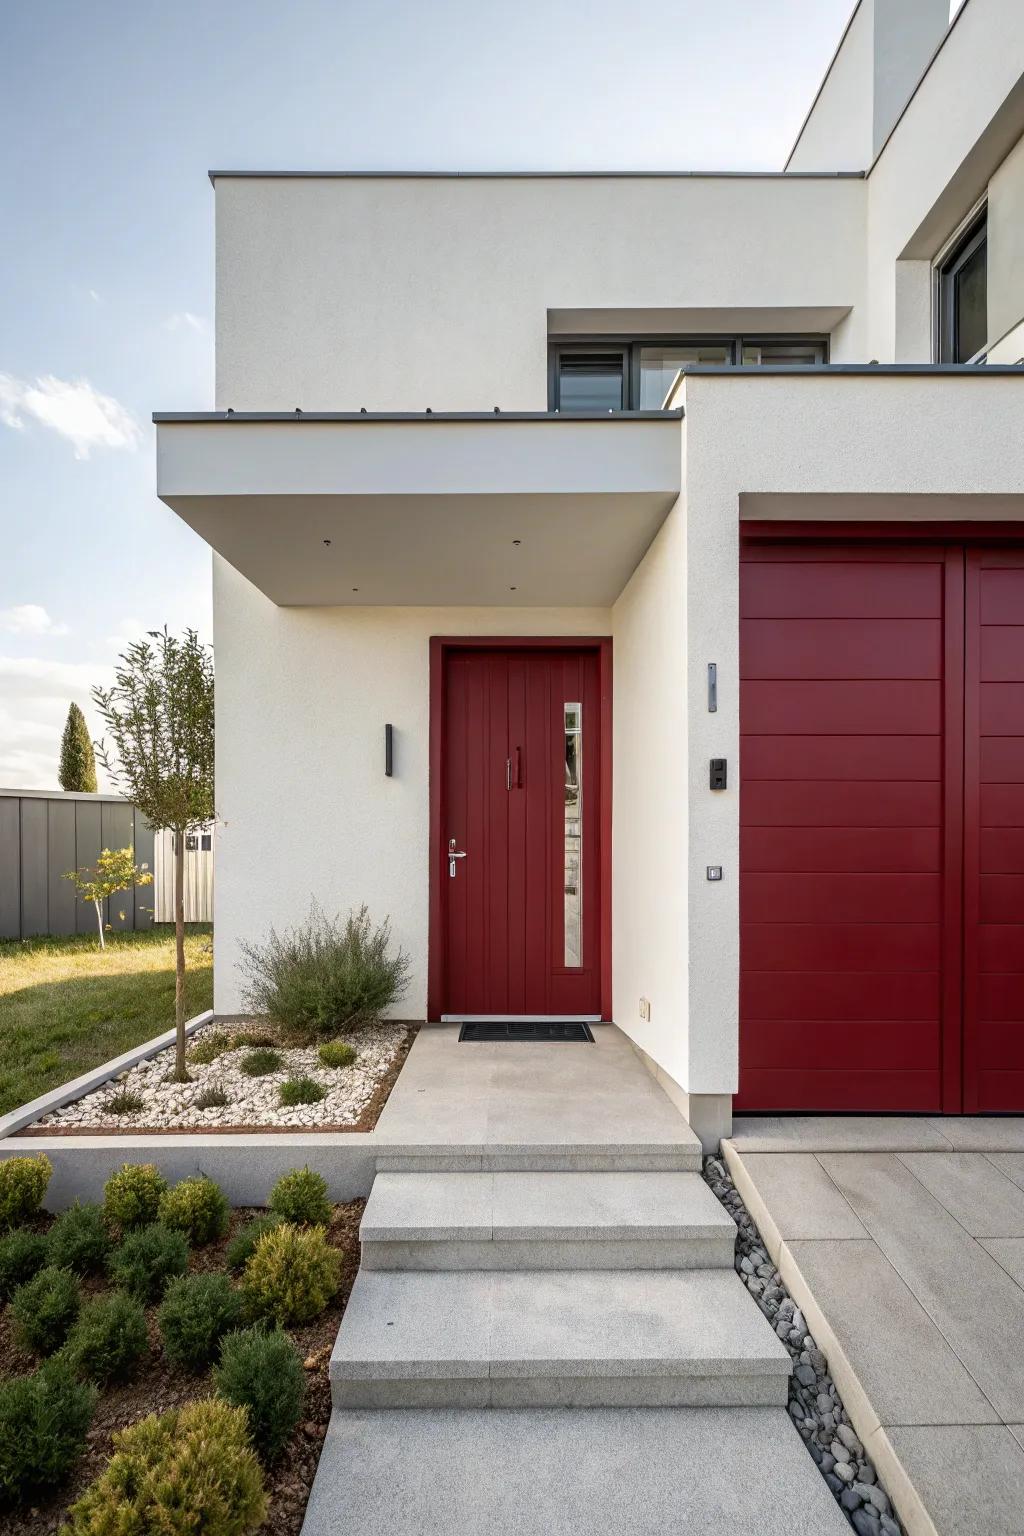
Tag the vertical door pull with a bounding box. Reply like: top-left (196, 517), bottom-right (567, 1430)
top-left (505, 758), bottom-right (512, 791)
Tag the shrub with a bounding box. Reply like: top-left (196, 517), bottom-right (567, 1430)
top-left (47, 1202), bottom-right (110, 1274)
top-left (189, 1028), bottom-right (235, 1065)
top-left (242, 1222), bottom-right (340, 1326)
top-left (0, 1228), bottom-right (50, 1300)
top-left (0, 1359), bottom-right (96, 1506)
top-left (278, 1076), bottom-right (326, 1107)
top-left (225, 1214), bottom-right (284, 1273)
top-left (63, 1292), bottom-right (148, 1384)
top-left (196, 1084), bottom-right (231, 1110)
top-left (237, 900), bottom-right (411, 1043)
top-left (215, 1327), bottom-right (305, 1462)
top-left (269, 1166), bottom-right (331, 1227)
top-left (11, 1266), bottom-right (81, 1355)
top-left (239, 1028), bottom-right (278, 1048)
top-left (107, 1089), bottom-right (145, 1116)
top-left (103, 1162), bottom-right (168, 1229)
top-left (240, 1047), bottom-right (283, 1077)
top-left (107, 1222), bottom-right (189, 1301)
top-left (63, 1398), bottom-right (266, 1535)
top-left (0, 1153), bottom-right (51, 1229)
top-left (158, 1174), bottom-right (230, 1244)
top-left (317, 1040), bottom-right (357, 1069)
top-left (159, 1273), bottom-right (243, 1371)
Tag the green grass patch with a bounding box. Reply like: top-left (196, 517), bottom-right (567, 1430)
top-left (0, 926), bottom-right (212, 1116)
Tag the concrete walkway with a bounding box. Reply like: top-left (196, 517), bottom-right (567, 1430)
top-left (300, 1028), bottom-right (847, 1534)
top-left (726, 1117), bottom-right (1024, 1536)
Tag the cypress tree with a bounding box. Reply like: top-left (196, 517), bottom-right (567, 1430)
top-left (59, 703), bottom-right (98, 792)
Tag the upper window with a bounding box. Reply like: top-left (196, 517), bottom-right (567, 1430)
top-left (938, 208), bottom-right (987, 363)
top-left (550, 336), bottom-right (827, 411)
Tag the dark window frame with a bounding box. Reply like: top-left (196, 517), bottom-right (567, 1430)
top-left (937, 206), bottom-right (988, 364)
top-left (549, 333), bottom-right (830, 411)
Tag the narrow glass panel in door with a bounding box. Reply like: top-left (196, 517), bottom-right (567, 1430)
top-left (564, 702), bottom-right (582, 966)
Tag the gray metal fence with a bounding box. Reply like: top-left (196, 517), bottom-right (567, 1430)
top-left (0, 789), bottom-right (156, 940)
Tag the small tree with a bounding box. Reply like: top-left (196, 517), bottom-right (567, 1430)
top-left (59, 703), bottom-right (98, 793)
top-left (93, 629), bottom-right (214, 1080)
top-left (64, 847), bottom-right (153, 950)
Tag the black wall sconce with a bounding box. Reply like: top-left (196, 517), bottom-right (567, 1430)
top-left (385, 724), bottom-right (394, 777)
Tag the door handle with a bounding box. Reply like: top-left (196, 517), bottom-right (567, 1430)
top-left (448, 837), bottom-right (467, 878)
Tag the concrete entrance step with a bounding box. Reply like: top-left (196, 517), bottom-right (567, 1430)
top-left (330, 1267), bottom-right (792, 1408)
top-left (373, 1141), bottom-right (702, 1173)
top-left (360, 1170), bottom-right (737, 1270)
top-left (301, 1406), bottom-right (850, 1535)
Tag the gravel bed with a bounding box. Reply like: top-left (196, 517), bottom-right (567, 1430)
top-left (703, 1154), bottom-right (904, 1536)
top-left (32, 1019), bottom-right (413, 1131)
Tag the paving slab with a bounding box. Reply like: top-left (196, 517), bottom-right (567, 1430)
top-left (301, 1406), bottom-right (850, 1536)
top-left (989, 1152), bottom-right (1024, 1192)
top-left (926, 1118), bottom-right (1024, 1152)
top-left (899, 1152), bottom-right (1024, 1237)
top-left (981, 1238), bottom-right (1024, 1288)
top-left (883, 1425), bottom-right (1024, 1536)
top-left (728, 1153), bottom-right (867, 1253)
top-left (783, 1238), bottom-right (999, 1430)
top-left (374, 1025), bottom-right (702, 1168)
top-left (729, 1117), bottom-right (953, 1153)
top-left (818, 1153), bottom-right (1024, 1423)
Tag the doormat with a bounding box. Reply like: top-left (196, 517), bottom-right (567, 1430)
top-left (458, 1022), bottom-right (595, 1043)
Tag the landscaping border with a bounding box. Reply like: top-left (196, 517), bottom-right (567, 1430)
top-left (0, 1008), bottom-right (213, 1140)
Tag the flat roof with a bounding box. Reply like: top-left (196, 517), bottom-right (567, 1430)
top-left (153, 409), bottom-right (685, 423)
top-left (207, 169), bottom-right (865, 186)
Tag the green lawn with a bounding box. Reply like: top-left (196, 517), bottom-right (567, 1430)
top-left (0, 925), bottom-right (213, 1115)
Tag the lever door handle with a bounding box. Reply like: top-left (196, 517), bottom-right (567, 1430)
top-left (448, 837), bottom-right (467, 878)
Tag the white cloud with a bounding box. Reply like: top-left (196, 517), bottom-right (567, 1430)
top-left (162, 311), bottom-right (207, 335)
top-left (0, 604), bottom-right (70, 637)
top-left (0, 656), bottom-right (113, 791)
top-left (0, 371), bottom-right (141, 459)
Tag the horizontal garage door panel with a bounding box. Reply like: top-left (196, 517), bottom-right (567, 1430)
top-left (742, 680), bottom-right (941, 735)
top-left (741, 1068), bottom-right (941, 1113)
top-left (742, 826), bottom-right (939, 874)
top-left (980, 925), bottom-right (1024, 970)
top-left (741, 971), bottom-right (940, 1022)
top-left (741, 922), bottom-right (941, 972)
top-left (742, 781), bottom-right (941, 828)
top-left (741, 619), bottom-right (942, 679)
top-left (981, 567), bottom-right (1024, 623)
top-left (979, 875), bottom-right (1024, 923)
top-left (980, 739), bottom-right (1024, 782)
top-left (981, 684), bottom-right (1024, 734)
top-left (742, 735), bottom-right (940, 781)
top-left (980, 785), bottom-right (1024, 826)
top-left (741, 1019), bottom-right (940, 1071)
top-left (741, 560), bottom-right (942, 618)
top-left (744, 871), bottom-right (941, 927)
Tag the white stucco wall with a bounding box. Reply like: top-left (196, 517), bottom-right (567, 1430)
top-left (610, 498), bottom-right (688, 1086)
top-left (212, 553), bottom-right (610, 1017)
top-left (787, 1), bottom-right (875, 173)
top-left (214, 174), bottom-right (866, 410)
top-left (989, 132), bottom-right (1024, 346)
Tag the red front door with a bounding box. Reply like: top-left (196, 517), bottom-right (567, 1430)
top-left (438, 645), bottom-right (606, 1018)
top-left (738, 534), bottom-right (1024, 1114)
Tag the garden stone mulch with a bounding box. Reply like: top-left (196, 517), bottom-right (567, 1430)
top-left (703, 1154), bottom-right (904, 1536)
top-left (3, 1200), bottom-right (364, 1536)
top-left (27, 1020), bottom-right (415, 1134)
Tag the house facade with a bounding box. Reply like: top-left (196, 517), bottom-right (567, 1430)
top-left (156, 0), bottom-right (1024, 1144)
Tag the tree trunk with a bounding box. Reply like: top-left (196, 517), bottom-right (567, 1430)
top-left (174, 831), bottom-right (187, 1080)
top-left (94, 900), bottom-right (105, 950)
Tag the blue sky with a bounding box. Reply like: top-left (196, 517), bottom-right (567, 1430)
top-left (1, 0), bottom-right (912, 786)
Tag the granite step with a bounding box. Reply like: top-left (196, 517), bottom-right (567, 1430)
top-left (359, 1170), bottom-right (737, 1270)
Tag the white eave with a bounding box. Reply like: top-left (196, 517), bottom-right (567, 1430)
top-left (153, 412), bottom-right (683, 607)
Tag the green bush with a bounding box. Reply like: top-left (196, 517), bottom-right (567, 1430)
top-left (158, 1174), bottom-right (230, 1244)
top-left (215, 1327), bottom-right (305, 1463)
top-left (196, 1084), bottom-right (231, 1110)
top-left (103, 1162), bottom-right (168, 1229)
top-left (107, 1089), bottom-right (145, 1116)
top-left (188, 1028), bottom-right (236, 1065)
top-left (269, 1166), bottom-right (331, 1226)
top-left (11, 1266), bottom-right (81, 1356)
top-left (63, 1397), bottom-right (266, 1535)
top-left (0, 1153), bottom-right (51, 1229)
top-left (159, 1274), bottom-right (243, 1371)
top-left (237, 901), bottom-right (411, 1043)
top-left (0, 1228), bottom-right (50, 1300)
top-left (107, 1222), bottom-right (189, 1301)
top-left (317, 1040), bottom-right (357, 1069)
top-left (242, 1222), bottom-right (340, 1326)
top-left (278, 1076), bottom-right (326, 1107)
top-left (240, 1047), bottom-right (283, 1077)
top-left (225, 1214), bottom-right (285, 1273)
top-left (47, 1202), bottom-right (110, 1274)
top-left (0, 1359), bottom-right (96, 1506)
top-left (63, 1292), bottom-right (148, 1384)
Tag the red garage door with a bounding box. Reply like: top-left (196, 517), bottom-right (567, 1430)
top-left (738, 536), bottom-right (1024, 1115)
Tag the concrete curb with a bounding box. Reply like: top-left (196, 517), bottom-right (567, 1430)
top-left (0, 1009), bottom-right (214, 1141)
top-left (722, 1139), bottom-right (939, 1536)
